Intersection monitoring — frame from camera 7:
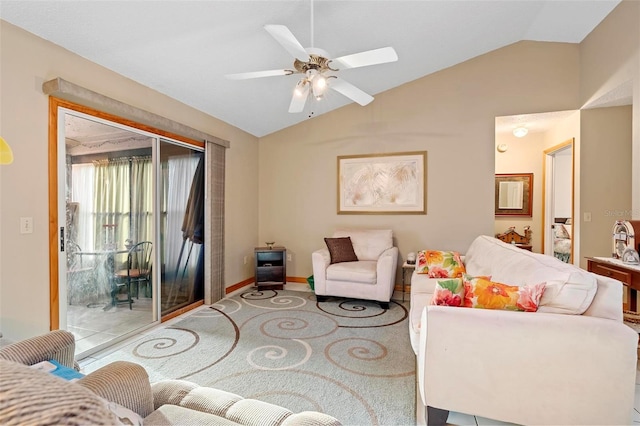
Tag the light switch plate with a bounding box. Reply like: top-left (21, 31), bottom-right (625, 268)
top-left (20, 217), bottom-right (33, 234)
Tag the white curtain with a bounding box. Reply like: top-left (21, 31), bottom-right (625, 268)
top-left (70, 163), bottom-right (95, 252)
top-left (93, 158), bottom-right (131, 250)
top-left (130, 157), bottom-right (153, 244)
top-left (164, 155), bottom-right (200, 277)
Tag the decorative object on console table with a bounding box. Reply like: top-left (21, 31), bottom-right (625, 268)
top-left (622, 248), bottom-right (640, 265)
top-left (495, 173), bottom-right (533, 217)
top-left (587, 256), bottom-right (640, 312)
top-left (495, 226), bottom-right (532, 251)
top-left (612, 220), bottom-right (640, 259)
top-left (254, 246), bottom-right (286, 290)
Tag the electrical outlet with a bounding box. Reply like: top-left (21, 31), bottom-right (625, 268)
top-left (584, 212), bottom-right (592, 222)
top-left (20, 217), bottom-right (33, 234)
top-left (243, 256), bottom-right (248, 265)
top-left (287, 254), bottom-right (292, 262)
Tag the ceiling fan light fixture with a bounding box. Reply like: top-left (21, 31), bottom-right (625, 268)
top-left (294, 79), bottom-right (308, 97)
top-left (312, 74), bottom-right (327, 97)
top-left (513, 127), bottom-right (528, 138)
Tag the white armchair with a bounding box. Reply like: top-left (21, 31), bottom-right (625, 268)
top-left (311, 229), bottom-right (398, 309)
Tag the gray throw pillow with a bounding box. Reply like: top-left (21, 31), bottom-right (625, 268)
top-left (324, 237), bottom-right (358, 264)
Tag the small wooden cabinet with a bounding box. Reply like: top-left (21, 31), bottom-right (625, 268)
top-left (255, 246), bottom-right (286, 290)
top-left (586, 257), bottom-right (640, 311)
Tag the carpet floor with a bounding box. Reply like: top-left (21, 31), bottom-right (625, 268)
top-left (84, 289), bottom-right (416, 425)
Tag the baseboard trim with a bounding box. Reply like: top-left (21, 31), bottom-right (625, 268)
top-left (161, 300), bottom-right (204, 322)
top-left (226, 276), bottom-right (310, 294)
top-left (286, 276), bottom-right (308, 283)
top-left (226, 278), bottom-right (254, 294)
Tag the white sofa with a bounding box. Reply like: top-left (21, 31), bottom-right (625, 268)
top-left (410, 235), bottom-right (638, 426)
top-left (312, 229), bottom-right (398, 308)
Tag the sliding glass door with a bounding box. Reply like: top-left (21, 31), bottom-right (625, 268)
top-left (159, 141), bottom-right (204, 314)
top-left (57, 109), bottom-right (205, 357)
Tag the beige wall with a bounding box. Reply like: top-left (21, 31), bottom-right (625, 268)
top-left (579, 106), bottom-right (633, 267)
top-left (259, 40), bottom-right (581, 279)
top-left (580, 0), bottom-right (639, 218)
top-left (0, 21), bottom-right (259, 340)
top-left (579, 0), bottom-right (638, 266)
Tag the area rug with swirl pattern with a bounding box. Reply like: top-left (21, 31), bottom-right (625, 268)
top-left (84, 289), bottom-right (415, 425)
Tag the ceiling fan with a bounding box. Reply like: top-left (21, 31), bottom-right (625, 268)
top-left (225, 5), bottom-right (398, 113)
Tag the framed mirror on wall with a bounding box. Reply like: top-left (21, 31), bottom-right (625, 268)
top-left (495, 173), bottom-right (533, 217)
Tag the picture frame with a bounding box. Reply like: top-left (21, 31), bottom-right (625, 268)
top-left (495, 173), bottom-right (533, 217)
top-left (337, 151), bottom-right (427, 215)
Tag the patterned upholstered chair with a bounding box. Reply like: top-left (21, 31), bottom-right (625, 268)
top-left (0, 331), bottom-right (342, 425)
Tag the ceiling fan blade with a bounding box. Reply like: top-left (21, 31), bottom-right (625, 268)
top-left (264, 25), bottom-right (311, 62)
top-left (289, 81), bottom-right (310, 113)
top-left (331, 47), bottom-right (398, 70)
top-left (225, 69), bottom-right (294, 80)
top-left (329, 78), bottom-right (374, 106)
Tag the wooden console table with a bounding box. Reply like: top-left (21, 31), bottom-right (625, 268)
top-left (586, 257), bottom-right (640, 311)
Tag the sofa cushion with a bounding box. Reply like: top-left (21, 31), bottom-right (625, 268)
top-left (324, 237), bottom-right (358, 264)
top-left (418, 250), bottom-right (466, 278)
top-left (181, 386), bottom-right (243, 417)
top-left (430, 278), bottom-right (464, 306)
top-left (226, 398), bottom-right (293, 425)
top-left (0, 359), bottom-right (118, 425)
top-left (146, 404), bottom-right (240, 425)
top-left (326, 260), bottom-right (377, 284)
top-left (102, 399), bottom-right (144, 425)
top-left (415, 250), bottom-right (430, 274)
top-left (462, 274), bottom-right (546, 312)
top-left (464, 236), bottom-right (597, 314)
top-left (332, 229), bottom-right (393, 261)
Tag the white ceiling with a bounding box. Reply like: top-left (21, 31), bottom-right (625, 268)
top-left (495, 110), bottom-right (579, 136)
top-left (0, 0), bottom-right (621, 138)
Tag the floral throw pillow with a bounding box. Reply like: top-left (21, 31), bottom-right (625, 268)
top-left (421, 250), bottom-right (466, 278)
top-left (431, 278), bottom-right (464, 307)
top-left (416, 250), bottom-right (429, 274)
top-left (462, 274), bottom-right (546, 312)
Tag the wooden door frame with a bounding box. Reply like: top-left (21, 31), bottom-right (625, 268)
top-left (48, 97), bottom-right (204, 330)
top-left (541, 138), bottom-right (575, 264)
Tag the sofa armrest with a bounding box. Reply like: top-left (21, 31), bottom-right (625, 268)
top-left (583, 275), bottom-right (623, 321)
top-left (0, 330), bottom-right (77, 369)
top-left (376, 246), bottom-right (399, 289)
top-left (78, 361), bottom-right (154, 417)
top-left (311, 248), bottom-right (331, 293)
top-left (367, 246), bottom-right (399, 303)
top-left (418, 306), bottom-right (638, 425)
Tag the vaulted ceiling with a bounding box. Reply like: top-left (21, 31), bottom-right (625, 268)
top-left (1, 0), bottom-right (621, 137)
